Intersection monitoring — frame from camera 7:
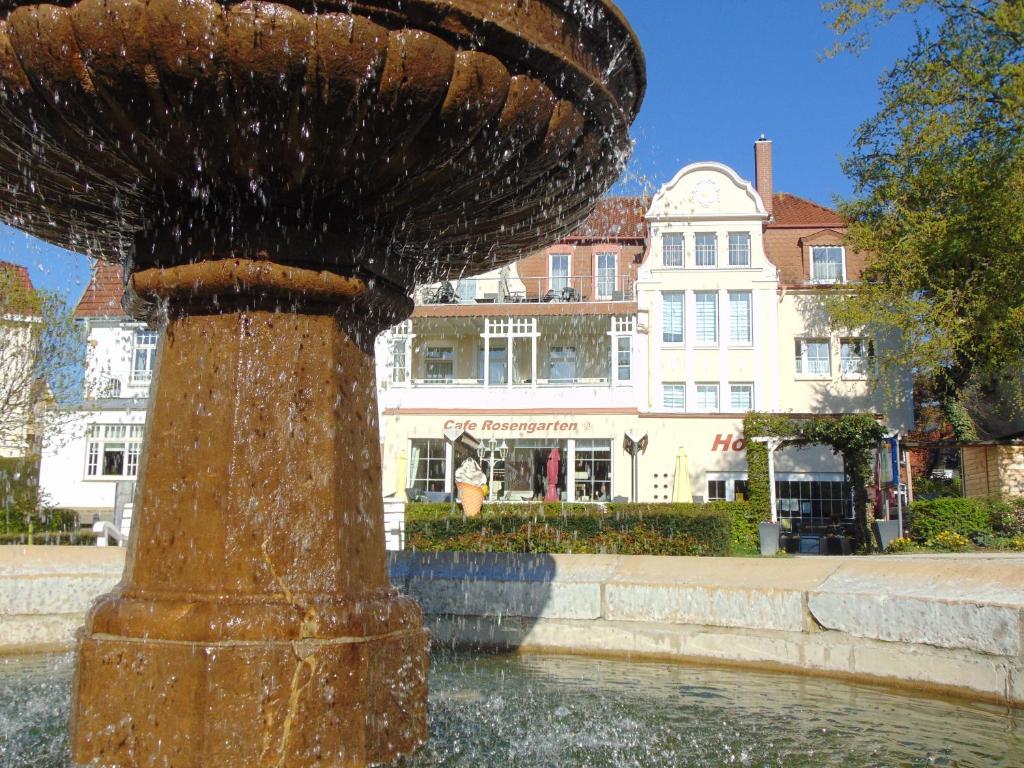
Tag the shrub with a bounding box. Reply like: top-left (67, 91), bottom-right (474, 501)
top-left (405, 501), bottom-right (742, 556)
top-left (907, 498), bottom-right (993, 542)
top-left (1008, 535), bottom-right (1024, 552)
top-left (885, 537), bottom-right (915, 553)
top-left (925, 530), bottom-right (971, 552)
top-left (989, 498), bottom-right (1024, 536)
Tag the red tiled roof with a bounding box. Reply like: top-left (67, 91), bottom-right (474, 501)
top-left (769, 193), bottom-right (845, 228)
top-left (74, 260), bottom-right (126, 318)
top-left (568, 196), bottom-right (649, 241)
top-left (0, 260), bottom-right (39, 314)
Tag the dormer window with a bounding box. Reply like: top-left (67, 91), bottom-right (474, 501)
top-left (811, 246), bottom-right (845, 283)
top-left (663, 234), bottom-right (684, 266)
top-left (728, 233), bottom-right (751, 266)
top-left (695, 233), bottom-right (717, 267)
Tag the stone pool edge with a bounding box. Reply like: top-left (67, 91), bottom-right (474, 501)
top-left (3, 547), bottom-right (1023, 706)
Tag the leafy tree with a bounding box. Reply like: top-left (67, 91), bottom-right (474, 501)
top-left (0, 265), bottom-right (83, 454)
top-left (823, 0), bottom-right (1024, 438)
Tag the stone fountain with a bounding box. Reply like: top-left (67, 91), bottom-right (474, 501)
top-left (0, 0), bottom-right (643, 765)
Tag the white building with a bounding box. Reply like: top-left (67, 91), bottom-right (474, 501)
top-left (39, 139), bottom-right (913, 531)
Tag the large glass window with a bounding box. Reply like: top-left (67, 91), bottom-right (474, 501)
top-left (729, 383), bottom-right (754, 411)
top-left (574, 439), bottom-right (612, 502)
top-left (776, 477), bottom-right (852, 525)
top-left (130, 328), bottom-right (158, 387)
top-left (663, 383), bottom-right (686, 410)
top-left (811, 246), bottom-right (845, 283)
top-left (85, 424), bottom-right (143, 478)
top-left (424, 346), bottom-right (454, 382)
top-left (549, 346), bottom-right (578, 382)
top-left (663, 234), bottom-right (684, 266)
top-left (616, 336), bottom-right (631, 382)
top-left (596, 252), bottom-right (616, 299)
top-left (695, 291), bottom-right (718, 344)
top-left (409, 439), bottom-right (447, 494)
top-left (662, 292), bottom-right (684, 343)
top-left (695, 233), bottom-right (717, 267)
top-left (478, 343), bottom-right (508, 385)
top-left (840, 338), bottom-right (872, 376)
top-left (795, 339), bottom-right (831, 376)
top-left (696, 383), bottom-right (719, 412)
top-left (728, 232), bottom-right (751, 266)
top-left (550, 253), bottom-right (570, 292)
top-left (456, 279), bottom-right (476, 302)
top-left (728, 291), bottom-right (752, 345)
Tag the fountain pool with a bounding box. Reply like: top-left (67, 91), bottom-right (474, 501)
top-left (3, 651), bottom-right (1021, 767)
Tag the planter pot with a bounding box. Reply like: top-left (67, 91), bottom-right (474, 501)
top-left (759, 522), bottom-right (781, 557)
top-left (874, 519), bottom-right (903, 550)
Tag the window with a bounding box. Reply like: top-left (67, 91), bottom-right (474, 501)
top-left (85, 424), bottom-right (143, 478)
top-left (708, 480), bottom-right (727, 501)
top-left (728, 291), bottom-right (752, 345)
top-left (478, 343), bottom-right (508, 385)
top-left (795, 339), bottom-right (831, 376)
top-left (596, 252), bottom-right (616, 298)
top-left (695, 292), bottom-right (718, 344)
top-left (811, 246), bottom-right (845, 283)
top-left (390, 337), bottom-right (408, 384)
top-left (662, 292), bottom-right (684, 343)
top-left (663, 234), bottom-right (684, 266)
top-left (695, 233), bottom-right (717, 267)
top-left (776, 477), bottom-right (851, 525)
top-left (696, 383), bottom-right (719, 412)
top-left (130, 328), bottom-right (158, 386)
top-left (550, 253), bottom-right (570, 292)
top-left (728, 233), bottom-right (751, 266)
top-left (616, 336), bottom-right (631, 382)
top-left (409, 439), bottom-right (447, 494)
top-left (424, 346), bottom-right (454, 382)
top-left (841, 338), bottom-right (873, 376)
top-left (456, 279), bottom-right (476, 302)
top-left (663, 383), bottom-right (686, 410)
top-left (730, 383), bottom-right (754, 411)
top-left (549, 346), bottom-right (578, 382)
top-left (574, 439), bottom-right (612, 502)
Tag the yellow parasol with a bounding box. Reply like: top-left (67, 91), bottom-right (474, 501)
top-left (672, 448), bottom-right (692, 503)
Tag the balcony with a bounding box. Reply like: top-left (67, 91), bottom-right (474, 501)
top-left (415, 274), bottom-right (635, 306)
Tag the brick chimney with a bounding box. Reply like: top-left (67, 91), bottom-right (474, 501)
top-left (754, 135), bottom-right (773, 215)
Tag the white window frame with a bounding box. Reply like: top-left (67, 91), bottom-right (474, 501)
top-left (549, 253), bottom-right (570, 292)
top-left (614, 335), bottom-right (631, 384)
top-left (695, 291), bottom-right (718, 345)
top-left (663, 233), bottom-right (685, 267)
top-left (810, 245), bottom-right (846, 284)
top-left (549, 346), bottom-right (578, 382)
top-left (129, 327), bottom-right (158, 387)
top-left (727, 232), bottom-right (751, 266)
top-left (695, 383), bottom-right (720, 412)
top-left (695, 232), bottom-right (717, 268)
top-left (706, 472), bottom-right (750, 502)
top-left (727, 291), bottom-right (752, 346)
top-left (663, 383), bottom-right (686, 411)
top-left (390, 335), bottom-right (410, 384)
top-left (662, 291), bottom-right (685, 344)
top-left (408, 438), bottom-right (448, 494)
top-left (85, 424), bottom-right (143, 480)
top-left (594, 252), bottom-right (617, 299)
top-left (840, 338), bottom-right (872, 378)
top-left (729, 383), bottom-right (754, 412)
top-left (424, 346), bottom-right (455, 383)
top-left (795, 338), bottom-right (831, 378)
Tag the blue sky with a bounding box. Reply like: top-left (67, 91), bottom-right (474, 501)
top-left (1, 0), bottom-right (918, 300)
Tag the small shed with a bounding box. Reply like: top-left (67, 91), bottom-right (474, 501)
top-left (961, 439), bottom-right (1024, 498)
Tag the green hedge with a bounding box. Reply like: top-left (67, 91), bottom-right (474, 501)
top-left (405, 501), bottom-right (756, 556)
top-left (907, 498), bottom-right (995, 541)
top-left (0, 530), bottom-right (99, 546)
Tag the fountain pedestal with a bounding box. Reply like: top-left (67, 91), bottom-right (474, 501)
top-left (71, 260), bottom-right (428, 767)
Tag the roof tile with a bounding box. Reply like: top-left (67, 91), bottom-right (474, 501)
top-left (74, 261), bottom-right (126, 318)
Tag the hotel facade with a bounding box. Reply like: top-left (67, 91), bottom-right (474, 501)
top-left (39, 139), bottom-right (912, 529)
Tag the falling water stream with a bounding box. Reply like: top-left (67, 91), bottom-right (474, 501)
top-left (3, 651), bottom-right (1021, 767)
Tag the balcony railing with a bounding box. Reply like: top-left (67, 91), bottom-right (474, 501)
top-left (405, 376), bottom-right (613, 388)
top-left (416, 275), bottom-right (635, 306)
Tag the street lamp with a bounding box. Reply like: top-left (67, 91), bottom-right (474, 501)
top-left (623, 431), bottom-right (649, 503)
top-left (477, 438), bottom-right (509, 502)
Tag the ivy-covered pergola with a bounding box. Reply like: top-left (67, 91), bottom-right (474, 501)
top-left (743, 412), bottom-right (889, 550)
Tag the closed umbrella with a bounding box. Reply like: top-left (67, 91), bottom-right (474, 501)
top-left (545, 448), bottom-right (561, 501)
top-left (672, 448), bottom-right (692, 503)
